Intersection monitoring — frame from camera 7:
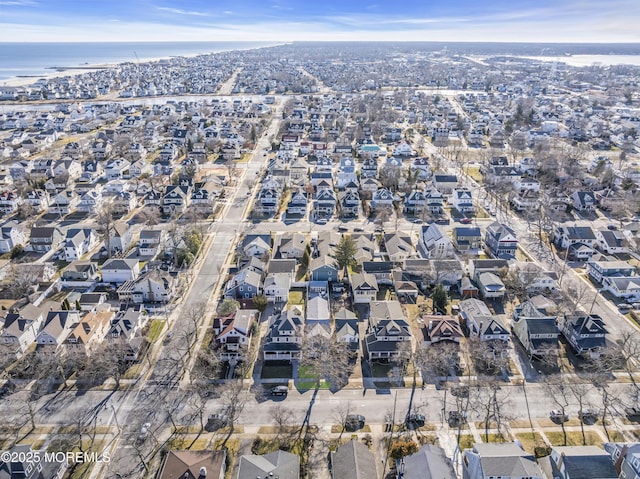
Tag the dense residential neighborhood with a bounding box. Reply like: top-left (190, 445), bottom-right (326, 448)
top-left (1, 42), bottom-right (640, 479)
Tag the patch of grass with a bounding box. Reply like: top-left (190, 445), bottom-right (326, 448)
top-left (515, 432), bottom-right (546, 454)
top-left (457, 434), bottom-right (475, 450)
top-left (545, 430), bottom-right (603, 446)
top-left (288, 291), bottom-right (304, 305)
top-left (296, 380), bottom-right (330, 390)
top-left (147, 319), bottom-right (166, 343)
top-left (330, 424), bottom-right (372, 433)
top-left (166, 436), bottom-right (210, 450)
top-left (123, 363), bottom-right (143, 379)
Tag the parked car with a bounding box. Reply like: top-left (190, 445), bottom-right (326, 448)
top-left (460, 217), bottom-right (472, 224)
top-left (353, 227), bottom-right (365, 232)
top-left (578, 409), bottom-right (598, 424)
top-left (451, 385), bottom-right (469, 398)
top-left (337, 224), bottom-right (348, 232)
top-left (316, 217), bottom-right (328, 225)
top-left (625, 406), bottom-right (640, 418)
top-left (435, 217), bottom-right (450, 225)
top-left (607, 224), bottom-right (618, 230)
top-left (550, 410), bottom-right (568, 423)
top-left (137, 423), bottom-right (151, 443)
top-left (345, 414), bottom-right (366, 431)
top-left (405, 413), bottom-right (425, 428)
top-left (447, 411), bottom-right (467, 427)
top-left (270, 385), bottom-right (289, 396)
top-left (205, 413), bottom-right (228, 431)
top-left (618, 303), bottom-right (633, 311)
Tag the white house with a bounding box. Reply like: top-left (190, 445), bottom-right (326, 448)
top-left (101, 258), bottom-right (140, 284)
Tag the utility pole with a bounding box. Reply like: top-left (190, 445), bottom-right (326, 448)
top-left (382, 390), bottom-right (398, 478)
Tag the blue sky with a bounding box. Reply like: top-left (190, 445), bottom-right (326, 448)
top-left (0, 0), bottom-right (638, 42)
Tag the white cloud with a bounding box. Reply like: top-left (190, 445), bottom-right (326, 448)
top-left (157, 7), bottom-right (210, 17)
top-left (0, 0), bottom-right (36, 5)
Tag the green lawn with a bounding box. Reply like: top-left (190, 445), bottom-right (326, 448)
top-left (147, 319), bottom-right (166, 343)
top-left (288, 290), bottom-right (304, 305)
top-left (545, 430), bottom-right (602, 446)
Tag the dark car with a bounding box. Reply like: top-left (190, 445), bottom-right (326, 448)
top-left (205, 413), bottom-right (228, 432)
top-left (447, 411), bottom-right (467, 427)
top-left (345, 414), bottom-right (366, 431)
top-left (578, 409), bottom-right (598, 424)
top-left (460, 218), bottom-right (472, 224)
top-left (353, 227), bottom-right (365, 232)
top-left (607, 224), bottom-right (618, 230)
top-left (550, 410), bottom-right (569, 423)
top-left (405, 413), bottom-right (425, 429)
top-left (451, 385), bottom-right (469, 398)
top-left (435, 218), bottom-right (450, 225)
top-left (270, 385), bottom-right (289, 396)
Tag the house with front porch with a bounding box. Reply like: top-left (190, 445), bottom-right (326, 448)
top-left (213, 309), bottom-right (258, 361)
top-left (0, 305), bottom-right (45, 356)
top-left (224, 268), bottom-right (262, 300)
top-left (421, 315), bottom-right (464, 346)
top-left (450, 188), bottom-right (474, 214)
top-left (314, 188), bottom-right (336, 219)
top-left (310, 255), bottom-right (339, 282)
top-left (602, 276), bottom-right (640, 302)
top-left (338, 190), bottom-right (359, 218)
top-left (263, 309), bottom-right (304, 362)
top-left (63, 228), bottom-right (98, 262)
top-left (560, 313), bottom-right (608, 359)
top-left (512, 300), bottom-right (559, 358)
top-left (571, 190), bottom-right (598, 212)
top-left (419, 223), bottom-right (455, 259)
top-left (263, 273), bottom-right (292, 302)
top-left (365, 300), bottom-right (413, 362)
top-left (286, 189), bottom-right (308, 217)
top-left (586, 256), bottom-right (636, 283)
top-left (453, 227), bottom-right (482, 253)
top-left (458, 298), bottom-right (509, 342)
top-left (350, 272), bottom-right (378, 303)
top-left (404, 189), bottom-right (427, 215)
top-left (484, 222), bottom-right (517, 258)
top-left (35, 310), bottom-right (81, 358)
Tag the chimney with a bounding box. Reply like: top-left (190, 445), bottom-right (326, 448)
top-left (199, 466), bottom-right (207, 477)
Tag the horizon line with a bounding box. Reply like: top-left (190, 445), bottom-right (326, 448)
top-left (0, 40), bottom-right (639, 45)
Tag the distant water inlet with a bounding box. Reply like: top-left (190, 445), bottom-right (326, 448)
top-left (0, 41), bottom-right (276, 82)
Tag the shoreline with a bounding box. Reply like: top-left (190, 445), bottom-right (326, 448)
top-left (0, 42), bottom-right (287, 88)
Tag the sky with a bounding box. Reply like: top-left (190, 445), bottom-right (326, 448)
top-left (0, 0), bottom-right (639, 43)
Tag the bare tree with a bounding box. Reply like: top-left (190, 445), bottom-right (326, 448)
top-left (218, 379), bottom-right (251, 434)
top-left (299, 335), bottom-right (354, 390)
top-left (471, 378), bottom-right (511, 442)
top-left (96, 200), bottom-right (117, 258)
top-left (543, 376), bottom-right (572, 446)
top-left (567, 381), bottom-right (595, 445)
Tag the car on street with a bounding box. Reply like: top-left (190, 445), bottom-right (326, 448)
top-left (345, 414), bottom-right (366, 431)
top-left (607, 224), bottom-right (618, 230)
top-left (270, 385), bottom-right (289, 396)
top-left (447, 411), bottom-right (467, 427)
top-left (435, 218), bottom-right (450, 225)
top-left (451, 385), bottom-right (469, 398)
top-left (337, 224), bottom-right (348, 232)
top-left (618, 303), bottom-right (633, 311)
top-left (550, 410), bottom-right (568, 423)
top-left (460, 218), bottom-right (472, 224)
top-left (578, 409), bottom-right (598, 424)
top-left (205, 413), bottom-right (228, 431)
top-left (354, 227), bottom-right (365, 232)
top-left (405, 413), bottom-right (426, 428)
top-left (316, 217), bottom-right (328, 225)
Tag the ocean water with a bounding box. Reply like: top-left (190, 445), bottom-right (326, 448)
top-left (0, 41), bottom-right (275, 82)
